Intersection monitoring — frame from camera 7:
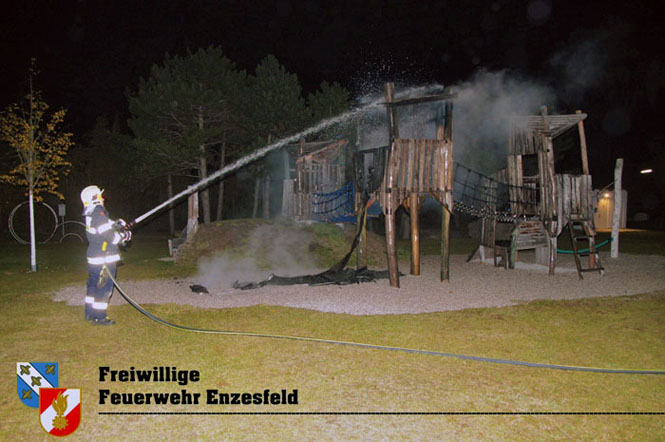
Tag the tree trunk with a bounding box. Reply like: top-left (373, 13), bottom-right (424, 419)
top-left (409, 194), bottom-right (420, 275)
top-left (252, 176), bottom-right (260, 218)
top-left (27, 80), bottom-right (37, 272)
top-left (198, 110), bottom-right (210, 224)
top-left (262, 174), bottom-right (270, 219)
top-left (28, 188), bottom-right (37, 272)
top-left (199, 149), bottom-right (210, 224)
top-left (186, 193), bottom-right (199, 237)
top-left (167, 174), bottom-right (175, 236)
top-left (281, 149), bottom-right (290, 217)
top-left (215, 138), bottom-right (226, 221)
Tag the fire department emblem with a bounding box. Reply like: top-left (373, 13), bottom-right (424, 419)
top-left (17, 362), bottom-right (58, 408)
top-left (39, 388), bottom-right (81, 436)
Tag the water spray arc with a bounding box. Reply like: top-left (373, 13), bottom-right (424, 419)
top-left (130, 84), bottom-right (446, 228)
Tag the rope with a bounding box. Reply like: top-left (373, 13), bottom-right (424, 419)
top-left (557, 239), bottom-right (612, 254)
top-left (452, 163), bottom-right (539, 220)
top-left (106, 270), bottom-right (665, 375)
top-left (312, 181), bottom-right (355, 222)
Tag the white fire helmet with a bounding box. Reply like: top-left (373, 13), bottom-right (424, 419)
top-left (80, 185), bottom-right (104, 206)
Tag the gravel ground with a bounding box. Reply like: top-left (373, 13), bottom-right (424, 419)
top-left (53, 251), bottom-right (665, 315)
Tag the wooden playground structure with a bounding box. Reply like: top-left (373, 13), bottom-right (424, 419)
top-left (289, 82), bottom-right (604, 286)
top-left (283, 139), bottom-right (348, 220)
top-left (480, 107), bottom-right (603, 278)
top-left (357, 83), bottom-right (456, 287)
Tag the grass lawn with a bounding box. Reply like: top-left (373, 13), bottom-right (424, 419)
top-left (1, 229), bottom-right (664, 441)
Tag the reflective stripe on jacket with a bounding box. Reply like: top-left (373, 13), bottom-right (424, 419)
top-left (83, 204), bottom-right (121, 261)
top-left (87, 254), bottom-right (121, 265)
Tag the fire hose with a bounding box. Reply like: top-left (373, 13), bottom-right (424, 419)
top-left (104, 272), bottom-right (665, 376)
top-left (106, 196), bottom-right (665, 374)
top-left (107, 209), bottom-right (664, 375)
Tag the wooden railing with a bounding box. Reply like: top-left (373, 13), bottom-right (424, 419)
top-left (379, 138), bottom-right (454, 210)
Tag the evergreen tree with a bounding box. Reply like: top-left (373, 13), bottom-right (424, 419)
top-left (243, 55), bottom-right (311, 144)
top-left (241, 55), bottom-right (310, 218)
top-left (127, 46), bottom-right (246, 223)
top-left (307, 80), bottom-right (351, 122)
top-left (307, 80), bottom-right (352, 141)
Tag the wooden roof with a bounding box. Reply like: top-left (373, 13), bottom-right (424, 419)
top-left (382, 91), bottom-right (457, 107)
top-left (288, 139), bottom-right (348, 163)
top-left (511, 113), bottom-right (586, 139)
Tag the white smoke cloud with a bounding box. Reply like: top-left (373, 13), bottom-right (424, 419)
top-left (547, 31), bottom-right (612, 104)
top-left (453, 70), bottom-right (554, 173)
top-left (195, 223), bottom-right (325, 290)
top-left (351, 73), bottom-right (553, 175)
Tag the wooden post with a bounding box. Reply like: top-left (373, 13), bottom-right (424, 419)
top-left (539, 106), bottom-right (550, 225)
top-left (441, 206), bottom-right (451, 281)
top-left (384, 83), bottom-right (400, 287)
top-left (444, 101), bottom-right (453, 142)
top-left (386, 208), bottom-right (399, 287)
top-left (538, 106), bottom-right (559, 271)
top-left (385, 82), bottom-right (399, 141)
top-left (296, 139), bottom-right (305, 219)
top-left (576, 110), bottom-right (590, 175)
top-left (509, 223), bottom-right (519, 269)
top-left (409, 193), bottom-right (420, 275)
top-left (611, 158), bottom-right (623, 258)
top-left (587, 220), bottom-right (597, 269)
top-left (437, 120), bottom-right (451, 281)
top-left (548, 236), bottom-right (557, 276)
top-left (281, 148), bottom-right (290, 216)
top-left (535, 244), bottom-right (549, 267)
top-left (356, 206), bottom-right (367, 269)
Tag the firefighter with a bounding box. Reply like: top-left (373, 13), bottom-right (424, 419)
top-left (80, 185), bottom-right (131, 325)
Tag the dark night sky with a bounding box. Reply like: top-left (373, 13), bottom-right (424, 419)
top-left (2, 0), bottom-right (664, 204)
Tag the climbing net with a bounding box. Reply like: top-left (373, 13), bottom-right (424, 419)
top-left (452, 163), bottom-right (540, 222)
top-left (311, 148), bottom-right (543, 224)
top-left (312, 181), bottom-right (356, 223)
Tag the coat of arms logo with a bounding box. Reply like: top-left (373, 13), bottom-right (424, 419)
top-left (39, 388), bottom-right (81, 436)
top-left (17, 362), bottom-right (58, 408)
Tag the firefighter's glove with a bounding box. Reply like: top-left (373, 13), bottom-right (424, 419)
top-left (113, 219), bottom-right (128, 230)
top-left (120, 230), bottom-right (132, 244)
top-left (112, 229), bottom-right (132, 246)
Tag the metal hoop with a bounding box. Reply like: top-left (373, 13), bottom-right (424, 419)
top-left (55, 221), bottom-right (86, 243)
top-left (8, 201), bottom-right (58, 244)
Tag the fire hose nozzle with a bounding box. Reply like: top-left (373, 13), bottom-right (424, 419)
top-left (113, 219), bottom-right (133, 231)
top-left (112, 219), bottom-right (133, 246)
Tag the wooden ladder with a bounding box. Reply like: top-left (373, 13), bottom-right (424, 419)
top-left (567, 218), bottom-right (604, 279)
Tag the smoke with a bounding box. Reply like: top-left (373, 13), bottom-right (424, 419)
top-left (355, 73), bottom-right (552, 174)
top-left (195, 223), bottom-right (325, 290)
top-left (348, 29), bottom-right (616, 177)
top-left (354, 83), bottom-right (447, 150)
top-left (453, 70), bottom-right (554, 173)
top-left (346, 72), bottom-right (554, 185)
top-left (547, 31), bottom-right (611, 104)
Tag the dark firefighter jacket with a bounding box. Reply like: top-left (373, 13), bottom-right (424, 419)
top-left (83, 204), bottom-right (122, 265)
